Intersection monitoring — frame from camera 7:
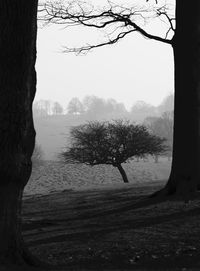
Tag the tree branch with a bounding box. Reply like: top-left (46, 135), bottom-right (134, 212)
top-left (39, 1), bottom-right (174, 53)
top-left (63, 29), bottom-right (137, 54)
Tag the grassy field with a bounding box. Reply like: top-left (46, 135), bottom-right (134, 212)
top-left (19, 159), bottom-right (200, 270)
top-left (25, 157), bottom-right (171, 196)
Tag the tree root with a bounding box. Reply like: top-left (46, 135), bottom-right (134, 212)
top-left (150, 177), bottom-right (198, 203)
top-left (150, 185), bottom-right (175, 198)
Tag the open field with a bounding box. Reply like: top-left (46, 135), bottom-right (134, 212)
top-left (25, 157), bottom-right (171, 196)
top-left (18, 159), bottom-right (200, 270)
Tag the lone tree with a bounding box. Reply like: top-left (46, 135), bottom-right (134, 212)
top-left (62, 120), bottom-right (166, 183)
top-left (41, 0), bottom-right (200, 197)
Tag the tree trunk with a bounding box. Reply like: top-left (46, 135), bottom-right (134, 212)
top-left (0, 0), bottom-right (38, 266)
top-left (0, 183), bottom-right (38, 265)
top-left (161, 1), bottom-right (200, 197)
top-left (116, 164), bottom-right (129, 183)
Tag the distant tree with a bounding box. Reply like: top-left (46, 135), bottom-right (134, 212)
top-left (43, 100), bottom-right (51, 115)
top-left (33, 99), bottom-right (52, 116)
top-left (83, 95), bottom-right (106, 119)
top-left (82, 96), bottom-right (128, 120)
top-left (144, 111), bottom-right (173, 161)
top-left (103, 98), bottom-right (117, 116)
top-left (115, 103), bottom-right (127, 115)
top-left (33, 101), bottom-right (46, 116)
top-left (130, 101), bottom-right (157, 123)
top-left (161, 111), bottom-right (173, 147)
top-left (67, 97), bottom-right (84, 114)
top-left (157, 94), bottom-right (174, 115)
top-left (106, 99), bottom-right (128, 117)
top-left (62, 120), bottom-right (166, 183)
top-left (52, 101), bottom-right (63, 115)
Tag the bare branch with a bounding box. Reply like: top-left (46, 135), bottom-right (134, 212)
top-left (156, 6), bottom-right (175, 35)
top-left (63, 29), bottom-right (137, 54)
top-left (39, 1), bottom-right (174, 53)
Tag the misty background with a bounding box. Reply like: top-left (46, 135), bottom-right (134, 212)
top-left (33, 94), bottom-right (173, 160)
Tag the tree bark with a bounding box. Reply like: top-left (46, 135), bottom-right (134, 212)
top-left (161, 1), bottom-right (200, 197)
top-left (116, 164), bottom-right (129, 183)
top-left (0, 183), bottom-right (39, 265)
top-left (0, 0), bottom-right (38, 265)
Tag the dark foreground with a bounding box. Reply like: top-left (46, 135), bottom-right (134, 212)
top-left (6, 182), bottom-right (200, 270)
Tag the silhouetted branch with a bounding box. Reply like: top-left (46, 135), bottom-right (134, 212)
top-left (63, 29), bottom-right (137, 54)
top-left (39, 1), bottom-right (175, 53)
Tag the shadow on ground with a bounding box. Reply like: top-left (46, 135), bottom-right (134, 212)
top-left (21, 183), bottom-right (200, 270)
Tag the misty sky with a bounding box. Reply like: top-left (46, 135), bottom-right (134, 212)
top-left (36, 0), bottom-right (175, 110)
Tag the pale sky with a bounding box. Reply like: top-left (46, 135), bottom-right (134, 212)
top-left (35, 0), bottom-right (175, 110)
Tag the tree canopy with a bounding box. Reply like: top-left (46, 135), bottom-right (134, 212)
top-left (62, 120), bottom-right (166, 182)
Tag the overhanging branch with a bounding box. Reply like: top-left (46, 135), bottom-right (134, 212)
top-left (62, 29), bottom-right (137, 54)
top-left (39, 1), bottom-right (174, 53)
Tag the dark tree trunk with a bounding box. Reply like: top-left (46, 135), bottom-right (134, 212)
top-left (116, 164), bottom-right (129, 183)
top-left (162, 1), bottom-right (200, 197)
top-left (0, 0), bottom-right (38, 266)
top-left (0, 183), bottom-right (38, 265)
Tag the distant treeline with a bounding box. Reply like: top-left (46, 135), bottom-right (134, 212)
top-left (33, 94), bottom-right (174, 123)
top-left (33, 94), bottom-right (174, 160)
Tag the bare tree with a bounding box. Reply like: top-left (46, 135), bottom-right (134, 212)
top-left (52, 101), bottom-right (64, 115)
top-left (67, 97), bottom-right (84, 114)
top-left (62, 120), bottom-right (166, 183)
top-left (33, 99), bottom-right (52, 116)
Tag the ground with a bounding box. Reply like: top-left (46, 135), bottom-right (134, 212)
top-left (26, 157), bottom-right (171, 195)
top-left (17, 159), bottom-right (200, 270)
top-left (22, 183), bottom-right (200, 271)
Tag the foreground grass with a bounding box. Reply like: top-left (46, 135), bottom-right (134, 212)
top-left (21, 182), bottom-right (200, 270)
